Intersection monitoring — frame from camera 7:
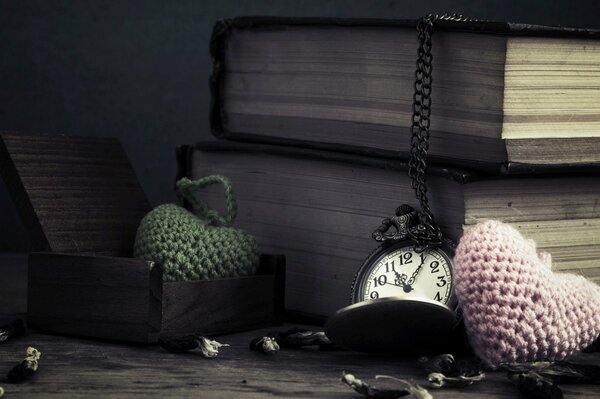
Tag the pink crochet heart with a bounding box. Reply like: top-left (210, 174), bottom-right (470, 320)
top-left (454, 220), bottom-right (600, 368)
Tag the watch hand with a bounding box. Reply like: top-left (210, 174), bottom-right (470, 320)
top-left (386, 273), bottom-right (413, 293)
top-left (406, 252), bottom-right (427, 287)
top-left (382, 280), bottom-right (413, 292)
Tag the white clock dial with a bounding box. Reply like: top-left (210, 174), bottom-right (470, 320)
top-left (356, 245), bottom-right (453, 305)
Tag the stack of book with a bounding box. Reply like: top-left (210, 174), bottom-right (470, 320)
top-left (180, 17), bottom-right (600, 319)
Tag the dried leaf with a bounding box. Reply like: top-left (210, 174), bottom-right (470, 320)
top-left (341, 372), bottom-right (409, 399)
top-left (427, 371), bottom-right (485, 388)
top-left (419, 353), bottom-right (485, 389)
top-left (500, 361), bottom-right (558, 375)
top-left (508, 371), bottom-right (563, 399)
top-left (249, 336), bottom-right (280, 354)
top-left (7, 347), bottom-right (41, 383)
top-left (273, 328), bottom-right (335, 350)
top-left (198, 337), bottom-right (229, 358)
top-left (159, 335), bottom-right (228, 358)
top-left (500, 361), bottom-right (600, 385)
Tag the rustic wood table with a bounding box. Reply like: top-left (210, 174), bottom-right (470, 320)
top-left (1, 325), bottom-right (599, 398)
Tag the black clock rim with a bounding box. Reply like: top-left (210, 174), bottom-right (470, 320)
top-left (351, 240), bottom-right (456, 304)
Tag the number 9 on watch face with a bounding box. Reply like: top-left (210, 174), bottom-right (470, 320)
top-left (352, 244), bottom-right (455, 306)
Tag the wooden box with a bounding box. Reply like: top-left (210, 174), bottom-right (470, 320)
top-left (0, 132), bottom-right (285, 343)
top-left (0, 252), bottom-right (28, 316)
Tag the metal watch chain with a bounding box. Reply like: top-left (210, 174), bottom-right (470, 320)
top-left (407, 13), bottom-right (471, 250)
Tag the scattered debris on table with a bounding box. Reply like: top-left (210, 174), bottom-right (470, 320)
top-left (500, 360), bottom-right (600, 384)
top-left (270, 328), bottom-right (335, 350)
top-left (159, 335), bottom-right (229, 358)
top-left (419, 354), bottom-right (485, 388)
top-left (427, 371), bottom-right (485, 388)
top-left (501, 360), bottom-right (600, 399)
top-left (507, 370), bottom-right (562, 399)
top-left (7, 347), bottom-right (41, 383)
top-left (249, 336), bottom-right (280, 354)
top-left (341, 371), bottom-right (420, 399)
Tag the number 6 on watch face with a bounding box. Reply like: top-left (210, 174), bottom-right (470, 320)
top-left (351, 243), bottom-right (455, 306)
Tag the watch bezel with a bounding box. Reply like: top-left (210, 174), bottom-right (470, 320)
top-left (351, 239), bottom-right (457, 308)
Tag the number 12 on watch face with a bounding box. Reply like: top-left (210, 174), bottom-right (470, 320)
top-left (359, 246), bottom-right (453, 305)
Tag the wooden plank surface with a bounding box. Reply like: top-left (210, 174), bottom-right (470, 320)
top-left (28, 253), bottom-right (162, 343)
top-left (0, 326), bottom-right (599, 398)
top-left (0, 132), bottom-right (151, 257)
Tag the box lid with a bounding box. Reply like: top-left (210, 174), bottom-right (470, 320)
top-left (0, 132), bottom-right (151, 256)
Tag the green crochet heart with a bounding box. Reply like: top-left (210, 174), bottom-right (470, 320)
top-left (133, 175), bottom-right (259, 282)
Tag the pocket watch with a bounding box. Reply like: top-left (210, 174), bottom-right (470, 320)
top-left (325, 14), bottom-right (468, 354)
top-left (325, 205), bottom-right (461, 354)
top-left (351, 204), bottom-right (457, 310)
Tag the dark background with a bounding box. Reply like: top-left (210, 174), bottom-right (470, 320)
top-left (1, 0), bottom-right (599, 250)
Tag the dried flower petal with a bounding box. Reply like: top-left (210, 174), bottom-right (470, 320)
top-left (341, 372), bottom-right (375, 396)
top-left (7, 347), bottom-right (41, 383)
top-left (198, 337), bottom-right (228, 358)
top-left (341, 372), bottom-right (408, 399)
top-left (249, 337), bottom-right (280, 354)
top-left (159, 335), bottom-right (229, 358)
top-left (25, 347), bottom-right (41, 370)
top-left (427, 371), bottom-right (485, 388)
top-left (427, 373), bottom-right (444, 389)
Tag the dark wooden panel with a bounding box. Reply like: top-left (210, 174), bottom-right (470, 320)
top-left (28, 253), bottom-right (162, 343)
top-left (161, 255), bottom-right (285, 336)
top-left (0, 132), bottom-right (151, 257)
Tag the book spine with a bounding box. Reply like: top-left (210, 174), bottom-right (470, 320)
top-left (214, 16), bottom-right (599, 38)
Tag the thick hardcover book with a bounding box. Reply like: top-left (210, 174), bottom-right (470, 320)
top-left (210, 16), bottom-right (600, 173)
top-left (181, 141), bottom-right (600, 319)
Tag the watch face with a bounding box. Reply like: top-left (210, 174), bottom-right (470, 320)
top-left (353, 243), bottom-right (454, 306)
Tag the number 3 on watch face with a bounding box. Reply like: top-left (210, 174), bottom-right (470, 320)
top-left (354, 245), bottom-right (454, 305)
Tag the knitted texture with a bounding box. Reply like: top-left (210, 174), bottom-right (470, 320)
top-left (133, 175), bottom-right (259, 282)
top-left (454, 220), bottom-right (600, 369)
